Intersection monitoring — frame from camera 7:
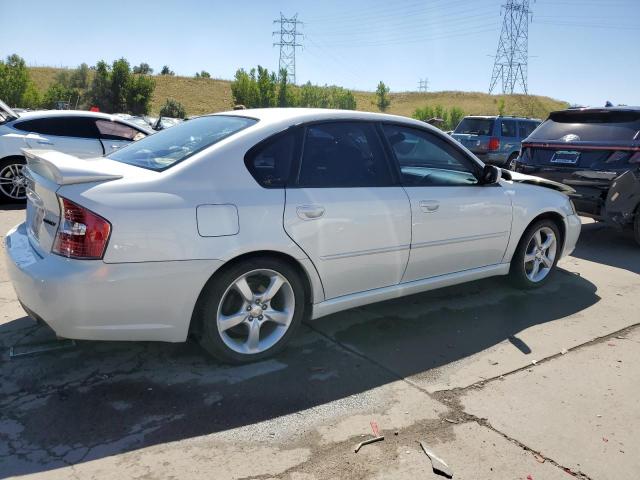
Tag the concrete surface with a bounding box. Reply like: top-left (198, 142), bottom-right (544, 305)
top-left (0, 206), bottom-right (639, 480)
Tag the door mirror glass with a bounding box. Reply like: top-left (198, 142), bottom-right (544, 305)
top-left (481, 164), bottom-right (502, 184)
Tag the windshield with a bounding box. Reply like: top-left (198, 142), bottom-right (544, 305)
top-left (454, 118), bottom-right (494, 136)
top-left (108, 115), bottom-right (257, 171)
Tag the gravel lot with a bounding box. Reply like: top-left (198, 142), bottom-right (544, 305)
top-left (0, 206), bottom-right (638, 480)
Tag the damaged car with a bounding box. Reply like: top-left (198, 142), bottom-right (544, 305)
top-left (515, 107), bottom-right (640, 245)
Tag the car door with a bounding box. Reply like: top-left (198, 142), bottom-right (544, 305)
top-left (499, 118), bottom-right (519, 160)
top-left (20, 116), bottom-right (104, 158)
top-left (283, 121), bottom-right (411, 300)
top-left (381, 124), bottom-right (512, 282)
top-left (95, 119), bottom-right (147, 153)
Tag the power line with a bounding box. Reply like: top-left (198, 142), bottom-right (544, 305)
top-left (418, 78), bottom-right (429, 92)
top-left (489, 0), bottom-right (533, 95)
top-left (273, 13), bottom-right (303, 84)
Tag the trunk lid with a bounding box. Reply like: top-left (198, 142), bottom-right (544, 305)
top-left (0, 99), bottom-right (19, 123)
top-left (22, 149), bottom-right (126, 254)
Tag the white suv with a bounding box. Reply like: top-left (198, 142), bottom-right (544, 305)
top-left (0, 100), bottom-right (150, 202)
top-left (5, 108), bottom-right (581, 363)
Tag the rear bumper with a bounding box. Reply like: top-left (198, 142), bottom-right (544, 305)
top-left (5, 223), bottom-right (223, 342)
top-left (562, 214), bottom-right (581, 258)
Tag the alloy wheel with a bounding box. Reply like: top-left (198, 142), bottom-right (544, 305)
top-left (216, 269), bottom-right (295, 355)
top-left (524, 226), bottom-right (557, 283)
top-left (0, 163), bottom-right (26, 200)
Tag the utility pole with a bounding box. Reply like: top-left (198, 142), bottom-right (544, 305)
top-left (489, 0), bottom-right (532, 95)
top-left (418, 78), bottom-right (429, 92)
top-left (273, 13), bottom-right (303, 84)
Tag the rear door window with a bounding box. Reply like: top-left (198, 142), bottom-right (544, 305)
top-left (245, 130), bottom-right (297, 188)
top-left (297, 122), bottom-right (393, 187)
top-left (95, 120), bottom-right (146, 141)
top-left (500, 120), bottom-right (517, 137)
top-left (14, 117), bottom-right (98, 138)
top-left (454, 118), bottom-right (494, 136)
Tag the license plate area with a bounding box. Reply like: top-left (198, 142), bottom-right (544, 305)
top-left (551, 150), bottom-right (581, 165)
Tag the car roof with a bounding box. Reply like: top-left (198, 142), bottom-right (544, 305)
top-left (462, 115), bottom-right (540, 121)
top-left (209, 107), bottom-right (434, 130)
top-left (12, 109), bottom-right (154, 133)
top-left (551, 106), bottom-right (640, 115)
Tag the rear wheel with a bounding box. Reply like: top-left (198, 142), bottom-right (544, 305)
top-left (506, 153), bottom-right (518, 171)
top-left (509, 219), bottom-right (562, 289)
top-left (196, 257), bottom-right (305, 364)
top-left (0, 157), bottom-right (27, 203)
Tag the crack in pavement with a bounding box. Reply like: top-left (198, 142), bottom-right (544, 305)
top-left (306, 321), bottom-right (639, 480)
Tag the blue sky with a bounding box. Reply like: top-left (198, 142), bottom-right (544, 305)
top-left (1, 0), bottom-right (638, 106)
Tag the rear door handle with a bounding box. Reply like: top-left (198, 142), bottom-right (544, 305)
top-left (419, 200), bottom-right (440, 213)
top-left (296, 205), bottom-right (325, 220)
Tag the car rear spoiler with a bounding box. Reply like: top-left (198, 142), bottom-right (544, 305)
top-left (22, 149), bottom-right (123, 186)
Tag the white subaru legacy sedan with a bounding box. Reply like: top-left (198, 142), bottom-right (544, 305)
top-left (5, 108), bottom-right (581, 363)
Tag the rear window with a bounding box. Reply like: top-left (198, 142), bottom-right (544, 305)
top-left (454, 118), bottom-right (494, 136)
top-left (108, 115), bottom-right (257, 171)
top-left (529, 110), bottom-right (640, 142)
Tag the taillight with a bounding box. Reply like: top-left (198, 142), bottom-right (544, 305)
top-left (488, 137), bottom-right (500, 151)
top-left (52, 197), bottom-right (111, 259)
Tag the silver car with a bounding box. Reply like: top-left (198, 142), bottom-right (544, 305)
top-left (5, 108), bottom-right (581, 363)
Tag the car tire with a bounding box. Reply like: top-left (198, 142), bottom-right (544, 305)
top-left (509, 219), bottom-right (562, 289)
top-left (506, 153), bottom-right (518, 171)
top-left (0, 156), bottom-right (27, 203)
top-left (195, 257), bottom-right (306, 364)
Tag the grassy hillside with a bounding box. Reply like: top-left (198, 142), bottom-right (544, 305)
top-left (28, 66), bottom-right (567, 119)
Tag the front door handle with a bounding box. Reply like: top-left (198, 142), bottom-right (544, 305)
top-left (419, 200), bottom-right (440, 213)
top-left (296, 205), bottom-right (325, 220)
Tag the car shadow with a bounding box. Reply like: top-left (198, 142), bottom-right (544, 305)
top-left (571, 221), bottom-right (640, 275)
top-left (0, 263), bottom-right (599, 478)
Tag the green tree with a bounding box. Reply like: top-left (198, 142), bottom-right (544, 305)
top-left (41, 82), bottom-right (76, 109)
top-left (127, 74), bottom-right (155, 115)
top-left (497, 98), bottom-right (506, 116)
top-left (0, 54), bottom-right (31, 106)
top-left (133, 62), bottom-right (153, 75)
top-left (199, 70), bottom-right (211, 78)
top-left (277, 69), bottom-right (290, 107)
top-left (89, 60), bottom-right (112, 111)
top-left (448, 106), bottom-right (465, 130)
top-left (69, 63), bottom-right (90, 90)
top-left (256, 66), bottom-right (276, 107)
top-left (159, 98), bottom-right (186, 118)
top-left (160, 65), bottom-right (174, 76)
top-left (375, 81), bottom-right (390, 112)
top-left (412, 105), bottom-right (435, 122)
top-left (110, 58), bottom-right (131, 112)
top-left (21, 83), bottom-right (41, 109)
top-left (230, 68), bottom-right (258, 107)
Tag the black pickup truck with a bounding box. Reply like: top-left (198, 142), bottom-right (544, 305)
top-left (514, 107), bottom-right (640, 245)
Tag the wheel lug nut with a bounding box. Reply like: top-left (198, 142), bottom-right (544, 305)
top-left (258, 315), bottom-right (263, 320)
top-left (262, 304), bottom-right (268, 309)
top-left (246, 306), bottom-right (252, 311)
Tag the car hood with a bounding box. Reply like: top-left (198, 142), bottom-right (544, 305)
top-left (504, 170), bottom-right (576, 195)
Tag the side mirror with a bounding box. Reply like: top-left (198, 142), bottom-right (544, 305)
top-left (481, 164), bottom-right (502, 185)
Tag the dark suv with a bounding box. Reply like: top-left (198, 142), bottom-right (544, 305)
top-left (452, 115), bottom-right (540, 169)
top-left (515, 107), bottom-right (640, 244)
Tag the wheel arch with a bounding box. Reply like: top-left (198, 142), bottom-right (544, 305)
top-left (521, 210), bottom-right (567, 255)
top-left (188, 250), bottom-right (317, 337)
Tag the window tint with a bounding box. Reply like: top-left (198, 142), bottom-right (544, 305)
top-left (529, 115), bottom-right (640, 142)
top-left (245, 131), bottom-right (296, 188)
top-left (14, 117), bottom-right (97, 138)
top-left (382, 124), bottom-right (479, 187)
top-left (500, 120), bottom-right (517, 137)
top-left (108, 115), bottom-right (257, 171)
top-left (96, 120), bottom-right (146, 141)
top-left (454, 118), bottom-right (494, 136)
top-left (518, 121), bottom-right (538, 139)
top-left (297, 122), bottom-right (393, 187)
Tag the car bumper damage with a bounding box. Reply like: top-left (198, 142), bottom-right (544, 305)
top-left (5, 222), bottom-right (224, 342)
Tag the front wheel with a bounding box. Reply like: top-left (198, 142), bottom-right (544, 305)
top-left (509, 219), bottom-right (562, 289)
top-left (0, 157), bottom-right (27, 203)
top-left (196, 257), bottom-right (305, 364)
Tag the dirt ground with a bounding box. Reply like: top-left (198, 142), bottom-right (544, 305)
top-left (1, 206), bottom-right (638, 480)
